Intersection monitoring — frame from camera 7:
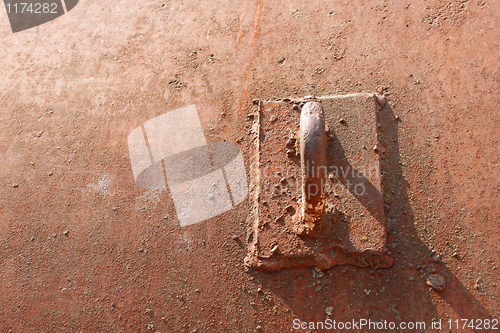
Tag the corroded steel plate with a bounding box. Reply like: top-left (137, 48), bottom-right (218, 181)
top-left (245, 94), bottom-right (394, 271)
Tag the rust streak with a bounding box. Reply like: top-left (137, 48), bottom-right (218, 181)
top-left (236, 0), bottom-right (248, 44)
top-left (250, 0), bottom-right (262, 45)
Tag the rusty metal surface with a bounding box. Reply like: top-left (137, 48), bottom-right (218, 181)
top-left (0, 0), bottom-right (499, 331)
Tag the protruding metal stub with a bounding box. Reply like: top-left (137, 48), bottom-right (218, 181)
top-left (295, 101), bottom-right (327, 234)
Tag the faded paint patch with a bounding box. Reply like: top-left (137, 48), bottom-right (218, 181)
top-left (88, 174), bottom-right (112, 196)
top-left (135, 189), bottom-right (162, 210)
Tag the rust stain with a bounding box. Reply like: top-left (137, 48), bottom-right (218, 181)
top-left (236, 0), bottom-right (261, 116)
top-left (250, 0), bottom-right (263, 45)
top-left (236, 0), bottom-right (248, 44)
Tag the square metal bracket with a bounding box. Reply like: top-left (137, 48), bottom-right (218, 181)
top-left (245, 94), bottom-right (394, 271)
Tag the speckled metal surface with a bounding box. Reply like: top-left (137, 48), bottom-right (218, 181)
top-left (0, 0), bottom-right (499, 331)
